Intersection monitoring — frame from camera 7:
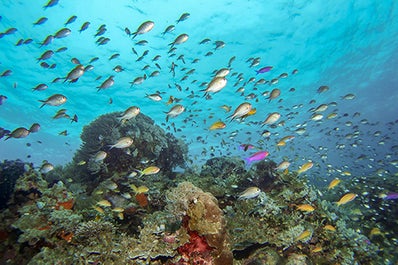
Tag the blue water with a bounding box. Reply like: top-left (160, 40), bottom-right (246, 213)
top-left (0, 0), bottom-right (397, 182)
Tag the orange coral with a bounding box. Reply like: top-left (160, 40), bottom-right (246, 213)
top-left (135, 193), bottom-right (148, 207)
top-left (55, 198), bottom-right (74, 210)
top-left (57, 230), bottom-right (73, 243)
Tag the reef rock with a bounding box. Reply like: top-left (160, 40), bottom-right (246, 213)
top-left (69, 112), bottom-right (188, 184)
top-left (166, 181), bottom-right (233, 264)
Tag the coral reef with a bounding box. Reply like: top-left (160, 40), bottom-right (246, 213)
top-left (166, 181), bottom-right (233, 264)
top-left (0, 120), bottom-right (395, 264)
top-left (0, 160), bottom-right (26, 209)
top-left (67, 112), bottom-right (188, 189)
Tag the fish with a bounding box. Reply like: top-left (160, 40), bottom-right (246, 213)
top-left (238, 187), bottom-right (261, 199)
top-left (294, 204), bottom-right (315, 212)
top-left (131, 184), bottom-right (150, 194)
top-left (5, 127), bottom-right (30, 140)
top-left (165, 105), bottom-right (185, 122)
top-left (54, 28), bottom-right (71, 38)
top-left (29, 123), bottom-right (41, 133)
top-left (244, 151), bottom-right (269, 166)
top-left (110, 136), bottom-right (134, 149)
top-left (64, 15), bottom-right (77, 26)
top-left (268, 89), bottom-right (281, 102)
top-left (118, 106), bottom-right (140, 123)
top-left (170, 34), bottom-right (189, 47)
top-left (97, 76), bottom-right (115, 91)
top-left (43, 0), bottom-right (59, 9)
top-left (64, 65), bottom-right (85, 83)
top-left (324, 225), bottom-right (336, 231)
top-left (32, 84), bottom-right (48, 91)
top-left (203, 77), bottom-right (227, 95)
top-left (209, 121), bottom-right (226, 130)
top-left (255, 66), bottom-right (273, 74)
top-left (297, 162), bottom-right (313, 174)
top-left (0, 95), bottom-right (8, 105)
top-left (317, 86), bottom-right (329, 93)
top-left (33, 17), bottom-right (48, 26)
top-left (336, 193), bottom-right (357, 206)
top-left (133, 166), bottom-right (160, 177)
top-left (276, 161), bottom-right (290, 171)
top-left (146, 93), bottom-right (162, 101)
top-left (328, 178), bottom-right (341, 190)
top-left (40, 162), bottom-right (54, 174)
top-left (239, 144), bottom-right (255, 151)
top-left (215, 68), bottom-right (230, 77)
top-left (162, 25), bottom-right (175, 35)
top-left (37, 50), bottom-right (54, 61)
top-left (295, 230), bottom-right (312, 241)
top-left (93, 151), bottom-right (107, 162)
top-left (97, 200), bottom-right (112, 207)
top-left (132, 21), bottom-right (155, 39)
top-left (228, 102), bottom-right (252, 121)
top-left (39, 94), bottom-right (67, 108)
top-left (79, 22), bottom-right (90, 33)
top-left (379, 192), bottom-right (398, 200)
top-left (176, 12), bottom-right (190, 23)
top-left (262, 112), bottom-right (281, 125)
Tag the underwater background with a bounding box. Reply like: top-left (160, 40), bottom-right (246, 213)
top-left (0, 0), bottom-right (397, 264)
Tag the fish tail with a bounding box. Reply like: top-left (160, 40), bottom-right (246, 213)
top-left (255, 70), bottom-right (259, 75)
top-left (38, 101), bottom-right (45, 108)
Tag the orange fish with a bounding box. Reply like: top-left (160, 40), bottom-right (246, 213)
top-left (336, 193), bottom-right (357, 206)
top-left (328, 178), bottom-right (341, 190)
top-left (297, 161), bottom-right (313, 174)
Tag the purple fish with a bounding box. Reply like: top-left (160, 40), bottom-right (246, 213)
top-left (244, 151), bottom-right (269, 166)
top-left (255, 66), bottom-right (273, 75)
top-left (383, 192), bottom-right (398, 200)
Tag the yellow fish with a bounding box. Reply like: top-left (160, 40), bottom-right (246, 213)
top-left (92, 205), bottom-right (104, 214)
top-left (311, 246), bottom-right (323, 253)
top-left (117, 212), bottom-right (124, 220)
top-left (336, 193), bottom-right (357, 206)
top-left (327, 112), bottom-right (338, 119)
top-left (141, 166), bottom-right (160, 176)
top-left (297, 161), bottom-right (313, 174)
top-left (295, 230), bottom-right (312, 241)
top-left (130, 184), bottom-right (149, 194)
top-left (295, 204), bottom-right (315, 212)
top-left (96, 200), bottom-right (112, 207)
top-left (77, 160), bottom-right (86, 166)
top-left (209, 120), bottom-right (226, 130)
top-left (112, 207), bottom-right (125, 213)
top-left (369, 227), bottom-right (382, 237)
top-left (276, 140), bottom-right (286, 147)
top-left (324, 225), bottom-right (336, 231)
top-left (328, 178), bottom-right (341, 190)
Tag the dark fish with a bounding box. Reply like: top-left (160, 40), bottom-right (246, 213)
top-left (43, 0), bottom-right (59, 9)
top-left (71, 58), bottom-right (81, 64)
top-left (0, 95), bottom-right (7, 105)
top-left (33, 17), bottom-right (48, 25)
top-left (109, 53), bottom-right (120, 60)
top-left (0, 70), bottom-right (12, 77)
top-left (29, 123), bottom-right (41, 133)
top-left (0, 128), bottom-right (11, 139)
top-left (214, 40), bottom-right (225, 50)
top-left (199, 38), bottom-right (210, 44)
top-left (49, 64), bottom-right (56, 69)
top-left (132, 21), bottom-right (154, 39)
top-left (125, 27), bottom-right (131, 36)
top-left (85, 65), bottom-right (94, 71)
top-left (71, 114), bottom-right (78, 123)
top-left (79, 22), bottom-right (90, 33)
top-left (176, 13), bottom-right (190, 23)
top-left (16, 39), bottom-right (24, 46)
top-left (54, 28), bottom-right (71, 38)
top-left (89, 57), bottom-right (99, 63)
top-left (4, 28), bottom-right (17, 35)
top-left (37, 50), bottom-right (54, 61)
top-left (39, 35), bottom-right (54, 47)
top-left (32, 84), bottom-right (48, 91)
top-left (5, 127), bottom-right (30, 140)
top-left (64, 15), bottom-right (77, 26)
top-left (23, 39), bottom-right (33, 44)
top-left (55, 47), bottom-right (68, 53)
top-left (162, 25), bottom-right (175, 35)
top-left (40, 62), bottom-right (50, 68)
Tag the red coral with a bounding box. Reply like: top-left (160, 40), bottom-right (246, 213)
top-left (55, 198), bottom-right (74, 210)
top-left (177, 230), bottom-right (213, 264)
top-left (135, 193), bottom-right (149, 207)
